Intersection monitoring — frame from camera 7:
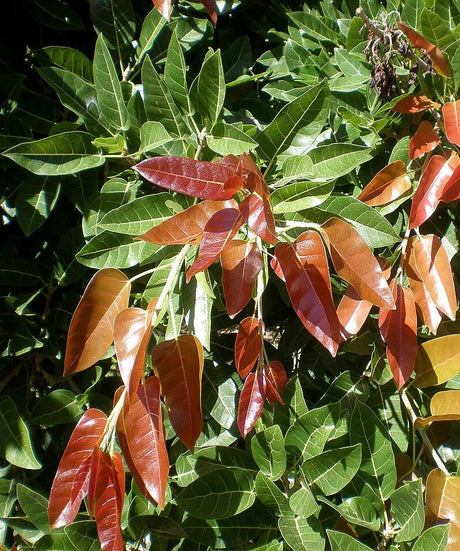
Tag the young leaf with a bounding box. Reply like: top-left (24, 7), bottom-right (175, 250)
top-left (321, 217), bottom-right (395, 309)
top-left (220, 240), bottom-right (263, 318)
top-left (151, 335), bottom-right (204, 452)
top-left (409, 120), bottom-right (440, 160)
top-left (385, 285), bottom-right (418, 390)
top-left (134, 156), bottom-right (243, 200)
top-left (275, 232), bottom-right (340, 357)
top-left (64, 268), bottom-right (131, 376)
top-left (336, 285), bottom-right (373, 341)
top-left (357, 161), bottom-right (411, 206)
top-left (234, 317), bottom-right (263, 379)
top-left (238, 193), bottom-right (278, 245)
top-left (48, 409), bottom-right (107, 529)
top-left (409, 154), bottom-right (460, 229)
top-left (237, 372), bottom-right (266, 438)
top-left (392, 95), bottom-right (441, 113)
top-left (185, 208), bottom-right (242, 282)
top-left (264, 361), bottom-right (287, 404)
top-left (442, 100), bottom-right (460, 146)
top-left (153, 0), bottom-right (170, 20)
top-left (399, 22), bottom-right (450, 76)
top-left (441, 164), bottom-right (460, 203)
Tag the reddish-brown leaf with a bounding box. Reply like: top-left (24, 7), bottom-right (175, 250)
top-left (392, 95), bottom-right (441, 113)
top-left (441, 164), bottom-right (460, 203)
top-left (137, 200), bottom-right (235, 246)
top-left (321, 217), bottom-right (395, 309)
top-left (379, 279), bottom-right (397, 342)
top-left (358, 161), bottom-right (411, 206)
top-left (270, 255), bottom-right (285, 281)
top-left (133, 156), bottom-right (243, 200)
top-left (410, 234), bottom-right (456, 320)
top-left (114, 301), bottom-right (156, 396)
top-left (152, 335), bottom-right (203, 452)
top-left (220, 240), bottom-right (263, 318)
top-left (409, 120), bottom-right (440, 160)
top-left (121, 377), bottom-right (169, 508)
top-left (239, 193), bottom-right (278, 245)
top-left (152, 0), bottom-right (170, 20)
top-left (199, 0), bottom-right (217, 26)
top-left (48, 409), bottom-right (107, 529)
top-left (442, 100), bottom-right (460, 146)
top-left (399, 22), bottom-right (450, 76)
top-left (385, 285), bottom-right (418, 390)
top-left (237, 372), bottom-right (266, 438)
top-left (409, 153), bottom-right (460, 229)
top-left (186, 208), bottom-right (242, 282)
top-left (275, 232), bottom-right (340, 356)
top-left (264, 361), bottom-right (287, 404)
top-left (64, 269), bottom-right (131, 376)
top-left (234, 316), bottom-right (263, 379)
top-left (337, 285), bottom-right (373, 341)
top-left (239, 153), bottom-right (270, 197)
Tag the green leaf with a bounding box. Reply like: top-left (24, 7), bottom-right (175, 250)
top-left (320, 496), bottom-right (380, 530)
top-left (307, 144), bottom-right (372, 181)
top-left (251, 426), bottom-right (286, 481)
top-left (207, 122), bottom-right (257, 156)
top-left (390, 479), bottom-right (424, 542)
top-left (273, 375), bottom-right (308, 434)
top-left (278, 515), bottom-right (325, 551)
top-left (139, 121), bottom-right (173, 153)
top-left (288, 12), bottom-right (340, 45)
top-left (276, 155), bottom-right (314, 185)
top-left (327, 529), bottom-right (373, 551)
top-left (164, 31), bottom-right (190, 112)
top-left (254, 472), bottom-right (292, 517)
top-left (420, 8), bottom-right (455, 49)
top-left (192, 49), bottom-right (225, 129)
top-left (412, 524), bottom-right (449, 551)
top-left (350, 401), bottom-right (396, 500)
top-left (93, 35), bottom-right (129, 130)
top-left (36, 46), bottom-right (93, 81)
top-left (0, 396), bottom-right (41, 470)
top-left (27, 0), bottom-right (84, 31)
top-left (301, 444), bottom-right (362, 496)
top-left (176, 467), bottom-right (255, 519)
top-left (90, 0), bottom-right (136, 50)
top-left (3, 132), bottom-right (105, 176)
top-left (15, 175), bottom-right (60, 236)
top-left (129, 515), bottom-right (186, 539)
top-left (17, 485), bottom-right (49, 533)
top-left (138, 8), bottom-right (167, 64)
top-left (201, 364), bottom-right (238, 431)
top-left (30, 390), bottom-right (83, 426)
top-left (272, 181), bottom-right (334, 214)
top-left (0, 254), bottom-right (44, 287)
top-left (288, 485), bottom-right (319, 518)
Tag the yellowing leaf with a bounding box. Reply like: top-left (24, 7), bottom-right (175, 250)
top-left (415, 390), bottom-right (460, 428)
top-left (414, 335), bottom-right (460, 387)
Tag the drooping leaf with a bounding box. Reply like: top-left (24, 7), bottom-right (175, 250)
top-left (415, 334), bottom-right (460, 387)
top-left (134, 156), bottom-right (243, 200)
top-left (442, 100), bottom-right (460, 146)
top-left (264, 361), bottom-right (287, 404)
top-left (220, 240), bottom-right (263, 318)
top-left (186, 208), bottom-right (243, 282)
top-left (238, 372), bottom-right (266, 438)
top-left (409, 121), bottom-right (440, 160)
top-left (409, 154), bottom-right (460, 229)
top-left (321, 217), bottom-right (395, 309)
top-left (234, 317), bottom-right (263, 379)
top-left (337, 285), bottom-right (372, 341)
top-left (415, 390), bottom-right (460, 427)
top-left (64, 268), bottom-right (131, 376)
top-left (399, 22), bottom-right (450, 76)
top-left (239, 193), bottom-right (278, 245)
top-left (151, 335), bottom-right (204, 451)
top-left (392, 95), bottom-right (441, 113)
top-left (358, 161), bottom-right (411, 207)
top-left (275, 232), bottom-right (340, 356)
top-left (48, 409), bottom-right (107, 529)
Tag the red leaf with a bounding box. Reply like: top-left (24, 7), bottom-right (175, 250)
top-left (321, 217), bottom-right (395, 309)
top-left (358, 161), bottom-right (411, 206)
top-left (441, 164), bottom-right (460, 203)
top-left (270, 255), bottom-right (285, 281)
top-left (409, 120), bottom-right (440, 160)
top-left (237, 372), bottom-right (266, 438)
top-left (378, 279), bottom-right (397, 342)
top-left (137, 200), bottom-right (234, 246)
top-left (152, 335), bottom-right (204, 452)
top-left (443, 100), bottom-right (460, 146)
top-left (264, 361), bottom-right (287, 404)
top-left (337, 285), bottom-right (373, 341)
top-left (152, 0), bottom-right (170, 20)
top-left (409, 153), bottom-right (460, 229)
top-left (239, 193), bottom-right (278, 245)
top-left (200, 0), bottom-right (217, 26)
top-left (385, 285), bottom-right (418, 390)
top-left (134, 156), bottom-right (243, 200)
top-left (64, 269), bottom-right (131, 376)
top-left (239, 153), bottom-right (270, 197)
top-left (186, 208), bottom-right (242, 282)
top-left (120, 377), bottom-right (169, 508)
top-left (399, 22), bottom-right (450, 76)
top-left (48, 409), bottom-right (107, 529)
top-left (234, 316), bottom-right (263, 379)
top-left (275, 232), bottom-right (340, 356)
top-left (392, 95), bottom-right (441, 113)
top-left (220, 240), bottom-right (263, 318)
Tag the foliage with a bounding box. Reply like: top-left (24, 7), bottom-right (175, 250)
top-left (2, 0), bottom-right (460, 550)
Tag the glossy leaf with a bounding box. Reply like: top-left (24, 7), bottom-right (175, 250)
top-left (221, 240), bottom-right (263, 318)
top-left (153, 0), bottom-right (170, 20)
top-left (399, 22), bottom-right (450, 76)
top-left (441, 164), bottom-right (460, 203)
top-left (425, 469), bottom-right (460, 551)
top-left (134, 156), bottom-right (243, 200)
top-left (322, 217), bottom-right (395, 309)
top-left (151, 335), bottom-right (204, 451)
top-left (186, 208), bottom-right (242, 282)
top-left (415, 390), bottom-right (460, 428)
top-left (193, 49), bottom-right (224, 128)
top-left (48, 409), bottom-right (107, 529)
top-left (239, 193), bottom-right (278, 245)
top-left (308, 144), bottom-right (372, 181)
top-left (234, 317), bottom-right (263, 379)
top-left (64, 268), bottom-right (131, 376)
top-left (385, 285), bottom-right (418, 390)
top-left (238, 372), bottom-right (266, 437)
top-left (413, 525), bottom-right (449, 551)
top-left (392, 95), bottom-right (441, 113)
top-left (442, 101), bottom-right (460, 146)
top-left (358, 161), bottom-right (411, 206)
top-left (337, 285), bottom-right (372, 341)
top-left (264, 361), bottom-right (287, 404)
top-left (409, 154), bottom-right (460, 229)
top-left (415, 334), bottom-right (460, 387)
top-left (410, 120), bottom-right (440, 160)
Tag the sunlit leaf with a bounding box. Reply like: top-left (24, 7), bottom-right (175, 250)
top-left (221, 240), bottom-right (263, 318)
top-left (278, 516), bottom-right (325, 551)
top-left (264, 361), bottom-right (287, 404)
top-left (413, 524), bottom-right (449, 551)
top-left (358, 161), bottom-right (411, 207)
top-left (234, 317), bottom-right (263, 379)
top-left (64, 268), bottom-right (131, 376)
top-left (441, 164), bottom-right (460, 203)
top-left (251, 425), bottom-right (286, 481)
top-left (239, 193), bottom-right (278, 245)
top-left (337, 285), bottom-right (372, 341)
top-left (238, 372), bottom-right (266, 437)
top-left (152, 0), bottom-right (170, 20)
top-left (399, 22), bottom-right (450, 76)
top-left (415, 334), bottom-right (460, 387)
top-left (415, 390), bottom-right (460, 428)
top-left (442, 101), bottom-right (460, 146)
top-left (152, 335), bottom-right (204, 451)
top-left (409, 121), bottom-right (440, 160)
top-left (390, 479), bottom-right (424, 542)
top-left (327, 530), bottom-right (373, 551)
top-left (392, 95), bottom-right (441, 113)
